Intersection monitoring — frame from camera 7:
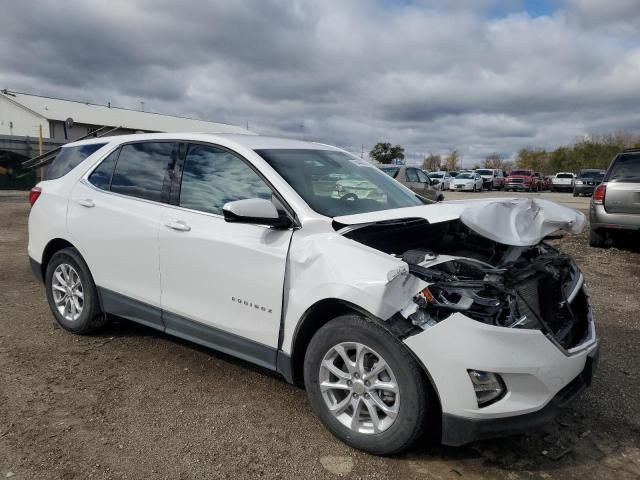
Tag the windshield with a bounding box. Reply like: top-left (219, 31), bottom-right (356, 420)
top-left (608, 153), bottom-right (640, 183)
top-left (256, 149), bottom-right (424, 217)
top-left (476, 169), bottom-right (492, 175)
top-left (379, 166), bottom-right (400, 178)
top-left (510, 170), bottom-right (531, 176)
top-left (556, 173), bottom-right (573, 179)
top-left (428, 173), bottom-right (443, 178)
top-left (456, 173), bottom-right (473, 179)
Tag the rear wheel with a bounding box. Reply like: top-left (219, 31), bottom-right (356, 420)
top-left (589, 228), bottom-right (607, 248)
top-left (304, 315), bottom-right (431, 455)
top-left (45, 247), bottom-right (107, 334)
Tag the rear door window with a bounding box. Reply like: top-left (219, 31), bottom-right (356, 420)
top-left (608, 153), bottom-right (640, 183)
top-left (110, 142), bottom-right (177, 202)
top-left (45, 143), bottom-right (107, 180)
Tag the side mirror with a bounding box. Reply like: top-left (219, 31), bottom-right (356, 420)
top-left (222, 198), bottom-right (293, 228)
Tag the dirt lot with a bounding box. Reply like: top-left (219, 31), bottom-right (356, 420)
top-left (1, 191), bottom-right (639, 479)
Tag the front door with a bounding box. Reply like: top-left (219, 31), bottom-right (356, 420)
top-left (158, 143), bottom-right (293, 368)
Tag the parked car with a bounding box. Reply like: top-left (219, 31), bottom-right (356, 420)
top-left (505, 169), bottom-right (540, 191)
top-left (426, 171), bottom-right (452, 191)
top-left (379, 165), bottom-right (444, 202)
top-left (551, 172), bottom-right (575, 192)
top-left (449, 171), bottom-right (459, 178)
top-left (475, 169), bottom-right (505, 191)
top-left (450, 172), bottom-right (483, 191)
top-left (28, 133), bottom-right (598, 455)
top-left (589, 149), bottom-right (640, 247)
top-left (573, 169), bottom-right (606, 197)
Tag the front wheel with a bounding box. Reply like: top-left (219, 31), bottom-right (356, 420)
top-left (304, 315), bottom-right (431, 455)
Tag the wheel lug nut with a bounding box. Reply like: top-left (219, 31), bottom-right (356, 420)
top-left (354, 373), bottom-right (359, 379)
top-left (353, 393), bottom-right (358, 398)
top-left (364, 381), bottom-right (370, 387)
top-left (364, 393), bottom-right (369, 398)
top-left (347, 380), bottom-right (352, 386)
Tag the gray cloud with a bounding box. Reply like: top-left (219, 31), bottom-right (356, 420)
top-left (1, 0), bottom-right (639, 166)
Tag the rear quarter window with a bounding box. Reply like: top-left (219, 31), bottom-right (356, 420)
top-left (45, 143), bottom-right (107, 180)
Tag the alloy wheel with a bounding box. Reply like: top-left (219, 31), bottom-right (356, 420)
top-left (319, 342), bottom-right (400, 435)
top-left (51, 263), bottom-right (84, 322)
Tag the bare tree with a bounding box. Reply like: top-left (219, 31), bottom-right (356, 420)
top-left (422, 153), bottom-right (441, 171)
top-left (482, 153), bottom-right (504, 169)
top-left (443, 149), bottom-right (461, 171)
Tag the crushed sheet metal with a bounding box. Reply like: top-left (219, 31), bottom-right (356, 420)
top-left (459, 198), bottom-right (585, 246)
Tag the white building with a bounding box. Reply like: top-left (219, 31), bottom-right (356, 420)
top-left (0, 90), bottom-right (249, 141)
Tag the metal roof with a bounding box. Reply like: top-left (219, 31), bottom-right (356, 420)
top-left (1, 90), bottom-right (250, 135)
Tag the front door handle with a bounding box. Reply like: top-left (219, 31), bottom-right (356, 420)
top-left (77, 198), bottom-right (95, 208)
top-left (165, 220), bottom-right (191, 232)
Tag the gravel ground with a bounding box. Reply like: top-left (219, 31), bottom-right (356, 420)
top-left (1, 191), bottom-right (639, 479)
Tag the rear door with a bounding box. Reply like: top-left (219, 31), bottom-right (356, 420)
top-left (604, 153), bottom-right (640, 214)
top-left (158, 143), bottom-right (293, 367)
top-left (67, 141), bottom-right (179, 328)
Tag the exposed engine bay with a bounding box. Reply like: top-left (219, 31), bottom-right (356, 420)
top-left (342, 218), bottom-right (593, 351)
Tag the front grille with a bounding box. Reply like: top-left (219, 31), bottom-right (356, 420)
top-left (507, 179), bottom-right (524, 184)
top-left (517, 275), bottom-right (590, 350)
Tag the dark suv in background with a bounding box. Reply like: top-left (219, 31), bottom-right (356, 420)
top-left (573, 169), bottom-right (606, 197)
top-left (589, 149), bottom-right (640, 247)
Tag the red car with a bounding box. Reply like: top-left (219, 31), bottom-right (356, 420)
top-left (504, 169), bottom-right (541, 192)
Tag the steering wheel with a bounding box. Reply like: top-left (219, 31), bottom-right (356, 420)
top-left (340, 192), bottom-right (358, 202)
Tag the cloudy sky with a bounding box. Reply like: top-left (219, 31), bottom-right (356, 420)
top-left (2, 0), bottom-right (640, 166)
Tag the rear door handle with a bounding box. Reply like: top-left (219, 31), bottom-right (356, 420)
top-left (165, 220), bottom-right (191, 232)
top-left (77, 198), bottom-right (95, 208)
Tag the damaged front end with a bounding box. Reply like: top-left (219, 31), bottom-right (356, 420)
top-left (336, 199), bottom-right (595, 354)
top-left (403, 245), bottom-right (593, 353)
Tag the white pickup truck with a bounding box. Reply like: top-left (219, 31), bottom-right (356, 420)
top-left (551, 172), bottom-right (575, 192)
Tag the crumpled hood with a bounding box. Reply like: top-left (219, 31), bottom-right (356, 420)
top-left (333, 198), bottom-right (585, 247)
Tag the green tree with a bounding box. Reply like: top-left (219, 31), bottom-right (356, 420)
top-left (369, 142), bottom-right (405, 165)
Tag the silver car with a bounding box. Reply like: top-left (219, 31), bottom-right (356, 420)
top-left (589, 149), bottom-right (640, 247)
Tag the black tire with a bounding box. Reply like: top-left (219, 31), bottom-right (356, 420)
top-left (304, 315), bottom-right (431, 455)
top-left (45, 247), bottom-right (107, 334)
top-left (573, 192), bottom-right (578, 197)
top-left (473, 185), bottom-right (477, 192)
top-left (589, 228), bottom-right (607, 248)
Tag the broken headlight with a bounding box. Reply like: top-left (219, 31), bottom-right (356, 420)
top-left (410, 283), bottom-right (542, 330)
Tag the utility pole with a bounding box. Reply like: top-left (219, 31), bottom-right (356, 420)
top-left (38, 125), bottom-right (44, 181)
top-left (140, 101), bottom-right (145, 112)
top-left (361, 144), bottom-right (364, 159)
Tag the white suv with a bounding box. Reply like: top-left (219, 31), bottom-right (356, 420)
top-left (28, 133), bottom-right (599, 455)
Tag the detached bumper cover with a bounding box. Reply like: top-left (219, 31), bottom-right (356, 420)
top-left (441, 345), bottom-right (599, 446)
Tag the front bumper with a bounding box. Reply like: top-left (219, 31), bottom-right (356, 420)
top-left (441, 345), bottom-right (598, 445)
top-left (574, 185), bottom-right (596, 195)
top-left (451, 184), bottom-right (475, 191)
top-left (505, 183), bottom-right (530, 191)
top-left (403, 301), bottom-right (598, 445)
